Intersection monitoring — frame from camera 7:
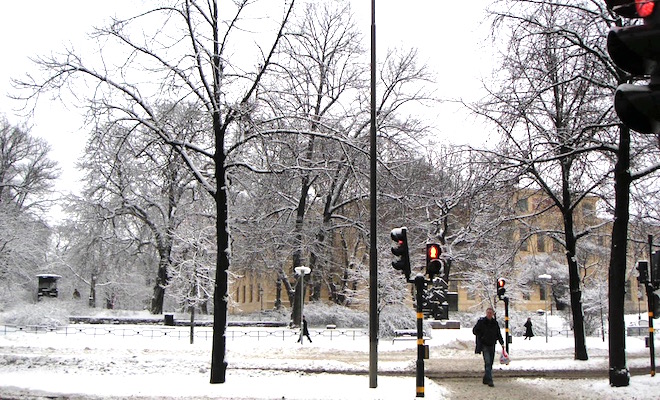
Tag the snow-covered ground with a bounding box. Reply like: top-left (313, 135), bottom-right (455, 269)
top-left (0, 315), bottom-right (659, 399)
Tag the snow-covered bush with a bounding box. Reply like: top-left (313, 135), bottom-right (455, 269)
top-left (449, 311), bottom-right (482, 330)
top-left (228, 307), bottom-right (291, 322)
top-left (379, 304), bottom-right (419, 338)
top-left (0, 284), bottom-right (38, 311)
top-left (302, 302), bottom-right (368, 328)
top-left (1, 299), bottom-right (70, 328)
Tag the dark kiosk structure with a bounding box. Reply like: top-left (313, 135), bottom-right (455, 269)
top-left (37, 274), bottom-right (61, 300)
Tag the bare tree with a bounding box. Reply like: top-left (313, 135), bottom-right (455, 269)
top-left (475, 1), bottom-right (660, 383)
top-left (229, 0), bottom-right (436, 325)
top-left (76, 104), bottom-right (205, 314)
top-left (55, 202), bottom-right (156, 310)
top-left (0, 116), bottom-right (58, 302)
top-left (0, 116), bottom-right (59, 213)
top-left (474, 0), bottom-right (621, 361)
top-left (15, 0), bottom-right (296, 383)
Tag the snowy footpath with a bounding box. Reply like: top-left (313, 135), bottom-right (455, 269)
top-left (1, 322), bottom-right (659, 399)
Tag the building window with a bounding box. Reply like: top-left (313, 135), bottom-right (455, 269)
top-left (583, 202), bottom-right (595, 218)
top-left (625, 281), bottom-right (632, 301)
top-left (516, 198), bottom-right (528, 212)
top-left (522, 290), bottom-right (530, 300)
top-left (520, 233), bottom-right (529, 251)
top-left (517, 228), bottom-right (529, 251)
top-left (242, 285), bottom-right (246, 303)
top-left (537, 235), bottom-right (545, 253)
top-left (539, 285), bottom-right (547, 301)
top-left (249, 284), bottom-right (254, 303)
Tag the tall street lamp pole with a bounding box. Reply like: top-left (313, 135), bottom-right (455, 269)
top-left (369, 0), bottom-right (378, 389)
top-left (539, 274), bottom-right (552, 343)
top-left (295, 266), bottom-right (311, 345)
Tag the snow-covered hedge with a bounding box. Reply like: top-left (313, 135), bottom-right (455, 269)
top-left (1, 299), bottom-right (71, 328)
top-left (301, 302), bottom-right (369, 328)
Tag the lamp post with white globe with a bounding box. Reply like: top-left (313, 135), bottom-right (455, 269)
top-left (295, 266), bottom-right (311, 345)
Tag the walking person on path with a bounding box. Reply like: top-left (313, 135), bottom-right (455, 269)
top-left (473, 307), bottom-right (506, 387)
top-left (524, 317), bottom-right (534, 340)
top-left (297, 315), bottom-right (312, 343)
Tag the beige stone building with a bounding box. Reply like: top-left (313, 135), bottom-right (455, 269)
top-left (452, 188), bottom-right (648, 316)
top-left (229, 188), bottom-right (647, 317)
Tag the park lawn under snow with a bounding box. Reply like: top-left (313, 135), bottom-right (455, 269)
top-left (1, 313), bottom-right (660, 399)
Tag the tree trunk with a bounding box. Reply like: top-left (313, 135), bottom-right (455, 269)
top-left (150, 258), bottom-right (169, 314)
top-left (210, 127), bottom-right (229, 383)
top-left (292, 177), bottom-right (311, 326)
top-left (558, 151), bottom-right (589, 361)
top-left (563, 217), bottom-right (588, 360)
top-left (88, 274), bottom-right (97, 308)
top-left (275, 276), bottom-right (282, 309)
top-left (608, 124), bottom-right (631, 387)
top-left (190, 304), bottom-right (195, 345)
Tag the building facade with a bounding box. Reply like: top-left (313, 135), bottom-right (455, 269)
top-left (229, 188), bottom-right (649, 319)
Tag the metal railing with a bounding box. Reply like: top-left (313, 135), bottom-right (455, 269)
top-left (0, 324), bottom-right (368, 342)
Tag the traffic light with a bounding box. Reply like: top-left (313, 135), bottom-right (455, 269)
top-left (637, 260), bottom-right (650, 284)
top-left (426, 243), bottom-right (443, 279)
top-left (606, 0), bottom-right (655, 18)
top-left (653, 251), bottom-right (660, 288)
top-left (497, 278), bottom-right (506, 299)
top-left (606, 0), bottom-right (660, 134)
top-left (391, 227), bottom-right (411, 280)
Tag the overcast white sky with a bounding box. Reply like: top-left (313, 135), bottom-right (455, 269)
top-left (0, 0), bottom-right (495, 197)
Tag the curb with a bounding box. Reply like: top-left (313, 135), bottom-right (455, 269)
top-left (227, 365), bottom-right (656, 380)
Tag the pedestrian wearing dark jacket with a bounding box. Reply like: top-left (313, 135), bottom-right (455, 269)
top-left (524, 317), bottom-right (534, 340)
top-left (472, 307), bottom-right (505, 387)
top-left (297, 316), bottom-right (312, 343)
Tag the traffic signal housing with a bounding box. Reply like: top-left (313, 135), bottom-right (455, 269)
top-left (497, 278), bottom-right (506, 299)
top-left (606, 0), bottom-right (660, 134)
top-left (653, 251), bottom-right (660, 289)
top-left (391, 227), bottom-right (411, 280)
top-left (606, 0), bottom-right (654, 18)
top-left (426, 243), bottom-right (443, 279)
top-left (637, 260), bottom-right (650, 284)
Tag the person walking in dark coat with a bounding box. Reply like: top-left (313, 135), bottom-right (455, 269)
top-left (524, 317), bottom-right (534, 340)
top-left (297, 316), bottom-right (312, 343)
top-left (473, 307), bottom-right (505, 387)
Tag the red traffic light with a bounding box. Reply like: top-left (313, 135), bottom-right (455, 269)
top-left (497, 278), bottom-right (506, 298)
top-left (427, 243), bottom-right (440, 260)
top-left (606, 0), bottom-right (656, 18)
top-left (637, 0), bottom-right (656, 18)
top-left (607, 0), bottom-right (660, 133)
top-left (426, 243), bottom-right (443, 278)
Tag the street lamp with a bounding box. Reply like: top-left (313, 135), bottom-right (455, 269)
top-left (538, 274), bottom-right (552, 343)
top-left (295, 266), bottom-right (311, 345)
top-left (259, 286), bottom-right (264, 311)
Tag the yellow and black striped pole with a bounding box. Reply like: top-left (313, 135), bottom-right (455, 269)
top-left (646, 236), bottom-right (656, 376)
top-left (414, 275), bottom-right (426, 397)
top-left (504, 297), bottom-right (510, 354)
top-left (647, 289), bottom-right (656, 376)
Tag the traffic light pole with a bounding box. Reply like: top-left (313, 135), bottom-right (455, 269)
top-left (414, 275), bottom-right (426, 398)
top-left (644, 282), bottom-right (656, 376)
top-left (503, 297), bottom-right (510, 355)
top-left (648, 235), bottom-right (656, 376)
